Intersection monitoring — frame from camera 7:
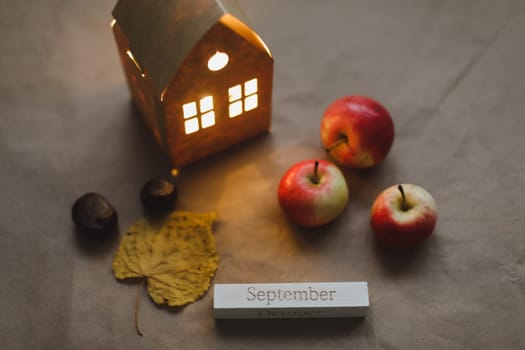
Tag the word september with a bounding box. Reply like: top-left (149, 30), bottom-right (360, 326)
top-left (247, 286), bottom-right (336, 305)
top-left (214, 282), bottom-right (369, 319)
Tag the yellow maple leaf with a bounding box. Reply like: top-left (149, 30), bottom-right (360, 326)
top-left (112, 211), bottom-right (219, 335)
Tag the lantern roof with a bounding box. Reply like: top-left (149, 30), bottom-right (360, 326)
top-left (113, 0), bottom-right (269, 96)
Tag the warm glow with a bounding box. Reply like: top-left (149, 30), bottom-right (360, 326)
top-left (228, 77), bottom-right (259, 117)
top-left (183, 102), bottom-right (197, 118)
top-left (200, 96), bottom-right (214, 112)
top-left (182, 96), bottom-right (216, 134)
top-left (219, 14), bottom-right (272, 58)
top-left (228, 85), bottom-right (242, 102)
top-left (229, 101), bottom-right (243, 118)
top-left (184, 118), bottom-right (199, 134)
top-left (126, 50), bottom-right (143, 74)
top-left (244, 78), bottom-right (258, 95)
top-left (110, 19), bottom-right (116, 28)
top-left (201, 111), bottom-right (215, 128)
top-left (244, 94), bottom-right (258, 111)
top-left (253, 31), bottom-right (272, 58)
top-left (207, 51), bottom-right (229, 71)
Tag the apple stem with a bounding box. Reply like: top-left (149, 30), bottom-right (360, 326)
top-left (325, 135), bottom-right (348, 153)
top-left (397, 184), bottom-right (409, 211)
top-left (312, 161), bottom-right (320, 184)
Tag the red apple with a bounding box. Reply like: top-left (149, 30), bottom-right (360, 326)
top-left (370, 184), bottom-right (437, 249)
top-left (278, 160), bottom-right (349, 227)
top-left (321, 95), bottom-right (394, 168)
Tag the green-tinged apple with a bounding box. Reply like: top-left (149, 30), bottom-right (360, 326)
top-left (321, 95), bottom-right (394, 168)
top-left (370, 184), bottom-right (437, 249)
top-left (278, 160), bottom-right (349, 227)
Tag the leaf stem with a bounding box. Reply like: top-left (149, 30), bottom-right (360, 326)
top-left (135, 278), bottom-right (145, 337)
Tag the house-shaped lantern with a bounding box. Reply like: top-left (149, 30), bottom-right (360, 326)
top-left (111, 0), bottom-right (273, 168)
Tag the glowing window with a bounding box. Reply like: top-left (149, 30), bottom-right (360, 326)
top-left (200, 96), bottom-right (213, 112)
top-left (228, 78), bottom-right (259, 118)
top-left (229, 101), bottom-right (243, 118)
top-left (183, 102), bottom-right (197, 118)
top-left (244, 94), bottom-right (258, 111)
top-left (228, 85), bottom-right (242, 102)
top-left (184, 118), bottom-right (199, 134)
top-left (208, 51), bottom-right (229, 71)
top-left (201, 111), bottom-right (215, 128)
top-left (244, 78), bottom-right (258, 95)
top-left (182, 96), bottom-right (216, 134)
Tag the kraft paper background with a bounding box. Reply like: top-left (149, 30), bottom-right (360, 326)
top-left (1, 0), bottom-right (524, 349)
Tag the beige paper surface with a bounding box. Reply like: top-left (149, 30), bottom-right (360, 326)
top-left (1, 0), bottom-right (525, 349)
